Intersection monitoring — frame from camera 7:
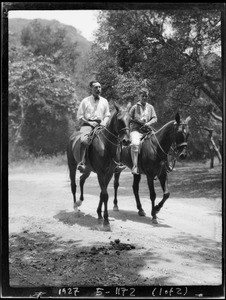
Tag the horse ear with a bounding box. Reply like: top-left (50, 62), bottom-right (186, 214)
top-left (175, 112), bottom-right (180, 124)
top-left (126, 101), bottom-right (132, 111)
top-left (113, 101), bottom-right (120, 113)
top-left (186, 116), bottom-right (191, 123)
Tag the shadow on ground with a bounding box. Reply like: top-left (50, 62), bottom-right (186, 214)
top-left (8, 227), bottom-right (221, 287)
top-left (109, 164), bottom-right (222, 200)
top-left (8, 231), bottom-right (170, 287)
top-left (54, 209), bottom-right (171, 229)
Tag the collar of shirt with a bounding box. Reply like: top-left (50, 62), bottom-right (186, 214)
top-left (137, 101), bottom-right (146, 109)
top-left (92, 95), bottom-right (100, 101)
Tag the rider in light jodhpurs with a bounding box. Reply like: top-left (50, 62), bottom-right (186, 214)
top-left (76, 81), bottom-right (111, 173)
top-left (129, 88), bottom-right (157, 175)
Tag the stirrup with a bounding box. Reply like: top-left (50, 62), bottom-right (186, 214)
top-left (77, 162), bottom-right (86, 173)
top-left (166, 162), bottom-right (173, 172)
top-left (132, 166), bottom-right (139, 175)
top-left (115, 164), bottom-right (126, 173)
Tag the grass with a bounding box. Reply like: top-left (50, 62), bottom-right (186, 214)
top-left (8, 155), bottom-right (222, 200)
top-left (8, 153), bottom-right (68, 173)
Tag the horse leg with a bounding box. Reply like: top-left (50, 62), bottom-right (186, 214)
top-left (132, 174), bottom-right (146, 216)
top-left (67, 143), bottom-right (79, 212)
top-left (97, 191), bottom-right (104, 223)
top-left (113, 171), bottom-right (121, 211)
top-left (79, 170), bottom-right (91, 203)
top-left (155, 170), bottom-right (170, 214)
top-left (97, 174), bottom-right (112, 230)
top-left (146, 175), bottom-right (157, 223)
top-left (68, 167), bottom-right (79, 212)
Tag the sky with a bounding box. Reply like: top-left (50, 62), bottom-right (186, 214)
top-left (8, 10), bottom-right (100, 41)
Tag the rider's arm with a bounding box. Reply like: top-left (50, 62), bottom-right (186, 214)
top-left (100, 100), bottom-right (111, 126)
top-left (146, 116), bottom-right (157, 126)
top-left (100, 116), bottom-right (110, 126)
top-left (77, 99), bottom-right (99, 127)
top-left (146, 106), bottom-right (157, 126)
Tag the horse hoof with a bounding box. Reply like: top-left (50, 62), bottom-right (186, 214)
top-left (98, 218), bottom-right (103, 225)
top-left (152, 218), bottom-right (158, 224)
top-left (138, 210), bottom-right (146, 217)
top-left (103, 221), bottom-right (111, 232)
top-left (113, 205), bottom-right (119, 211)
top-left (77, 200), bottom-right (83, 207)
top-left (74, 206), bottom-right (79, 213)
top-left (155, 209), bottom-right (160, 214)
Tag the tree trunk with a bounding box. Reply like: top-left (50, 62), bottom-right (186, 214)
top-left (204, 127), bottom-right (222, 168)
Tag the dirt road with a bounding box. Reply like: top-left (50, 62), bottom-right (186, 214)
top-left (7, 160), bottom-right (222, 295)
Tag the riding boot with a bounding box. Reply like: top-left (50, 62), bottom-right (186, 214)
top-left (131, 149), bottom-right (139, 175)
top-left (115, 163), bottom-right (126, 173)
top-left (114, 145), bottom-right (126, 173)
top-left (77, 143), bottom-right (87, 173)
top-left (165, 159), bottom-right (173, 172)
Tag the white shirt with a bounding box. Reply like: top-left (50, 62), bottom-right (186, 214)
top-left (77, 95), bottom-right (110, 121)
top-left (130, 101), bottom-right (157, 122)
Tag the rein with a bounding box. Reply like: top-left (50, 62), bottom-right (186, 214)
top-left (99, 127), bottom-right (120, 147)
top-left (151, 122), bottom-right (188, 170)
top-left (97, 110), bottom-right (130, 147)
top-left (97, 124), bottom-right (129, 147)
top-left (152, 133), bottom-right (169, 156)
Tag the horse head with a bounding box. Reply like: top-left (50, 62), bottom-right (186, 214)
top-left (113, 102), bottom-right (131, 146)
top-left (173, 112), bottom-right (191, 159)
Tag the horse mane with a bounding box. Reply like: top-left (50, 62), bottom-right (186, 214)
top-left (155, 120), bottom-right (175, 135)
top-left (106, 109), bottom-right (118, 127)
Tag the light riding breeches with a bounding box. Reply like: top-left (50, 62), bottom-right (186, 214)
top-left (130, 130), bottom-right (143, 152)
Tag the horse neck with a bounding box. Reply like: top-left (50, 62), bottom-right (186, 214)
top-left (106, 113), bottom-right (118, 137)
top-left (102, 114), bottom-right (119, 155)
top-left (155, 121), bottom-right (175, 154)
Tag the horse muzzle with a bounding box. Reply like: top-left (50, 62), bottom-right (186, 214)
top-left (122, 137), bottom-right (131, 146)
top-left (178, 147), bottom-right (187, 159)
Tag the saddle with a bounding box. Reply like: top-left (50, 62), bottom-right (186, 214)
top-left (70, 125), bottom-right (103, 151)
top-left (139, 128), bottom-right (154, 153)
top-left (86, 125), bottom-right (103, 146)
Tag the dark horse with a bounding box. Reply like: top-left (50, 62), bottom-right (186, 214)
top-left (67, 103), bottom-right (131, 230)
top-left (113, 112), bottom-right (191, 224)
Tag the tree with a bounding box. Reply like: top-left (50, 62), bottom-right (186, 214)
top-left (21, 20), bottom-right (80, 74)
top-left (9, 45), bottom-right (77, 155)
top-left (91, 9), bottom-right (222, 163)
top-left (94, 10), bottom-right (221, 112)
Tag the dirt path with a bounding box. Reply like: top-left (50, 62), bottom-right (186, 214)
top-left (7, 161), bottom-right (222, 293)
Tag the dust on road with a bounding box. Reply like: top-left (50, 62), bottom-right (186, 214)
top-left (8, 161), bottom-right (222, 288)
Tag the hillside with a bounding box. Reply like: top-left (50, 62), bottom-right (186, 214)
top-left (9, 18), bottom-right (92, 55)
top-left (8, 18), bottom-right (94, 100)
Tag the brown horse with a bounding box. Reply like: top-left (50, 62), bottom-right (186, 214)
top-left (113, 112), bottom-right (191, 223)
top-left (67, 103), bottom-right (131, 230)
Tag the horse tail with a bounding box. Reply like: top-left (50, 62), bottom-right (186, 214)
top-left (66, 139), bottom-right (77, 170)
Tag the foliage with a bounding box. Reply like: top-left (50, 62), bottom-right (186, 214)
top-left (20, 20), bottom-right (80, 73)
top-left (9, 45), bottom-right (76, 155)
top-left (8, 13), bottom-right (222, 162)
top-left (91, 9), bottom-right (222, 159)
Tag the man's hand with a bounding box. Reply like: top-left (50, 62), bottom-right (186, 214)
top-left (144, 122), bottom-right (152, 130)
top-left (145, 120), bottom-right (154, 127)
top-left (89, 121), bottom-right (99, 127)
top-left (100, 121), bottom-right (106, 126)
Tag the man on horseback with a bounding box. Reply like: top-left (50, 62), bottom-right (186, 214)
top-left (77, 80), bottom-right (111, 173)
top-left (130, 88), bottom-right (157, 174)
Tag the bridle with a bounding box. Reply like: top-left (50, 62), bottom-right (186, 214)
top-left (98, 111), bottom-right (130, 147)
top-left (173, 121), bottom-right (189, 149)
top-left (152, 121), bottom-right (189, 170)
top-left (169, 121), bottom-right (189, 163)
top-left (114, 110), bottom-right (130, 136)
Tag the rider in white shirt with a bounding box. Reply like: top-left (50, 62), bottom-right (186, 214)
top-left (77, 81), bottom-right (111, 173)
top-left (129, 88), bottom-right (157, 174)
